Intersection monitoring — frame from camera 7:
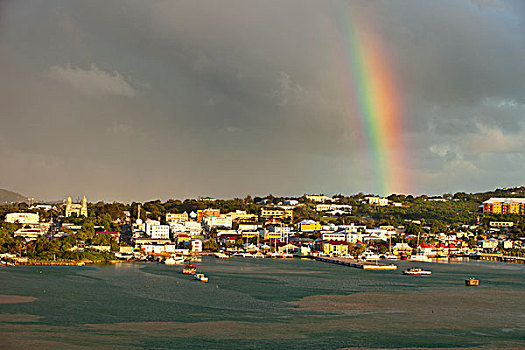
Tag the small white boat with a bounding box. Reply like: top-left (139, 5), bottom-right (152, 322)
top-left (410, 253), bottom-right (430, 262)
top-left (382, 254), bottom-right (398, 260)
top-left (253, 252), bottom-right (265, 258)
top-left (360, 251), bottom-right (381, 260)
top-left (164, 256), bottom-right (185, 265)
top-left (214, 252), bottom-right (229, 259)
top-left (403, 268), bottom-right (432, 276)
top-left (194, 273), bottom-right (209, 282)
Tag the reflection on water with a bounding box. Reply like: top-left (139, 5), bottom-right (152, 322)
top-left (1, 258), bottom-right (524, 349)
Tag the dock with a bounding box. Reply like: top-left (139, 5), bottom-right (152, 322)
top-left (315, 256), bottom-right (398, 270)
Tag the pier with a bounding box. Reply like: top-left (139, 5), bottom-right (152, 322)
top-left (471, 253), bottom-right (525, 264)
top-left (315, 256), bottom-right (398, 270)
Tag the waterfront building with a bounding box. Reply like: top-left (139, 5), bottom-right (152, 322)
top-left (322, 241), bottom-right (349, 256)
top-left (391, 242), bottom-right (413, 256)
top-left (278, 243), bottom-right (300, 254)
top-left (190, 240), bottom-right (202, 253)
top-left (483, 198), bottom-right (525, 214)
top-left (5, 212), bottom-right (39, 224)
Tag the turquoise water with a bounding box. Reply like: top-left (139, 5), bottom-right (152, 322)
top-left (1, 258), bottom-right (524, 349)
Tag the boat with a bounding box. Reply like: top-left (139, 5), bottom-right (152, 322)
top-left (382, 254), bottom-right (398, 260)
top-left (214, 252), bottom-right (229, 259)
top-left (465, 278), bottom-right (479, 286)
top-left (194, 273), bottom-right (208, 282)
top-left (360, 251), bottom-right (381, 260)
top-left (403, 267), bottom-right (432, 276)
top-left (410, 253), bottom-right (430, 262)
top-left (182, 264), bottom-right (197, 275)
top-left (253, 252), bottom-right (265, 258)
top-left (164, 256), bottom-right (185, 265)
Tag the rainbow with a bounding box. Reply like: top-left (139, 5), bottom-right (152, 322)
top-left (332, 8), bottom-right (408, 196)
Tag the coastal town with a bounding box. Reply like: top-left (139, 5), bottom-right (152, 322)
top-left (1, 187), bottom-right (524, 267)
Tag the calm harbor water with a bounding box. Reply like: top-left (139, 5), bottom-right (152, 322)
top-left (1, 258), bottom-right (524, 349)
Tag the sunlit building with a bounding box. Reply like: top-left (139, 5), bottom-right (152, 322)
top-left (483, 198), bottom-right (525, 214)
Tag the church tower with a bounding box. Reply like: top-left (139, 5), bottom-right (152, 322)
top-left (80, 196), bottom-right (88, 217)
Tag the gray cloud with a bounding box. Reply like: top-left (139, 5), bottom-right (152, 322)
top-left (49, 64), bottom-right (142, 97)
top-left (1, 0), bottom-right (524, 201)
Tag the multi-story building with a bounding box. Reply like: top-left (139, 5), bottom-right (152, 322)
top-left (322, 241), bottom-right (349, 256)
top-left (297, 220), bottom-right (321, 232)
top-left (226, 210), bottom-right (258, 223)
top-left (489, 221), bottom-right (514, 228)
top-left (483, 198), bottom-right (525, 214)
top-left (5, 212), bottom-right (39, 224)
top-left (321, 231), bottom-right (347, 242)
top-left (197, 209), bottom-right (220, 222)
top-left (166, 212), bottom-right (189, 223)
top-left (203, 215), bottom-right (232, 229)
top-left (260, 208), bottom-right (293, 220)
top-left (145, 221), bottom-right (170, 239)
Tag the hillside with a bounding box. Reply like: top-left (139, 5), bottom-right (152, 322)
top-left (0, 189), bottom-right (28, 204)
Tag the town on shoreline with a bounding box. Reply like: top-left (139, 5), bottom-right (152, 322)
top-left (1, 187), bottom-right (524, 266)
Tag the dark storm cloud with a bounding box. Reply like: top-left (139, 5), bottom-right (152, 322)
top-left (1, 0), bottom-right (524, 201)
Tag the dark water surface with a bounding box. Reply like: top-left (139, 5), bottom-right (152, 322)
top-left (1, 258), bottom-right (524, 349)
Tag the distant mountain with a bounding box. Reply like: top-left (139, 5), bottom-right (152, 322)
top-left (0, 189), bottom-right (28, 204)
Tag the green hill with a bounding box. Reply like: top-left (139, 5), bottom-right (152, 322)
top-left (0, 189), bottom-right (28, 204)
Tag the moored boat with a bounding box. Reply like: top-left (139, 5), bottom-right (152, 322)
top-left (465, 278), bottom-right (479, 286)
top-left (403, 267), bottom-right (432, 276)
top-left (164, 256), bottom-right (185, 265)
top-left (182, 264), bottom-right (197, 275)
top-left (194, 273), bottom-right (209, 282)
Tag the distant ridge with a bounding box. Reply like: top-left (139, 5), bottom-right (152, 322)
top-left (0, 189), bottom-right (28, 204)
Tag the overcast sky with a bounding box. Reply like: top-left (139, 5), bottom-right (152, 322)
top-left (1, 0), bottom-right (524, 202)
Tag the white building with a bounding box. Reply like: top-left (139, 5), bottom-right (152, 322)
top-left (5, 212), bottom-right (39, 224)
top-left (14, 227), bottom-right (45, 240)
top-left (316, 204), bottom-right (352, 213)
top-left (306, 195), bottom-right (334, 202)
top-left (204, 215), bottom-right (233, 229)
top-left (190, 240), bottom-right (202, 253)
top-left (322, 232), bottom-right (348, 242)
top-left (145, 221), bottom-right (170, 240)
top-left (365, 197), bottom-right (389, 206)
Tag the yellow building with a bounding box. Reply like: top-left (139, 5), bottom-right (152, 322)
top-left (392, 243), bottom-right (413, 256)
top-left (322, 241), bottom-right (349, 256)
top-left (260, 208), bottom-right (293, 220)
top-left (263, 231), bottom-right (281, 240)
top-left (65, 196), bottom-right (88, 217)
top-left (483, 198), bottom-right (525, 214)
top-left (241, 231), bottom-right (259, 239)
top-left (298, 220), bottom-right (321, 232)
